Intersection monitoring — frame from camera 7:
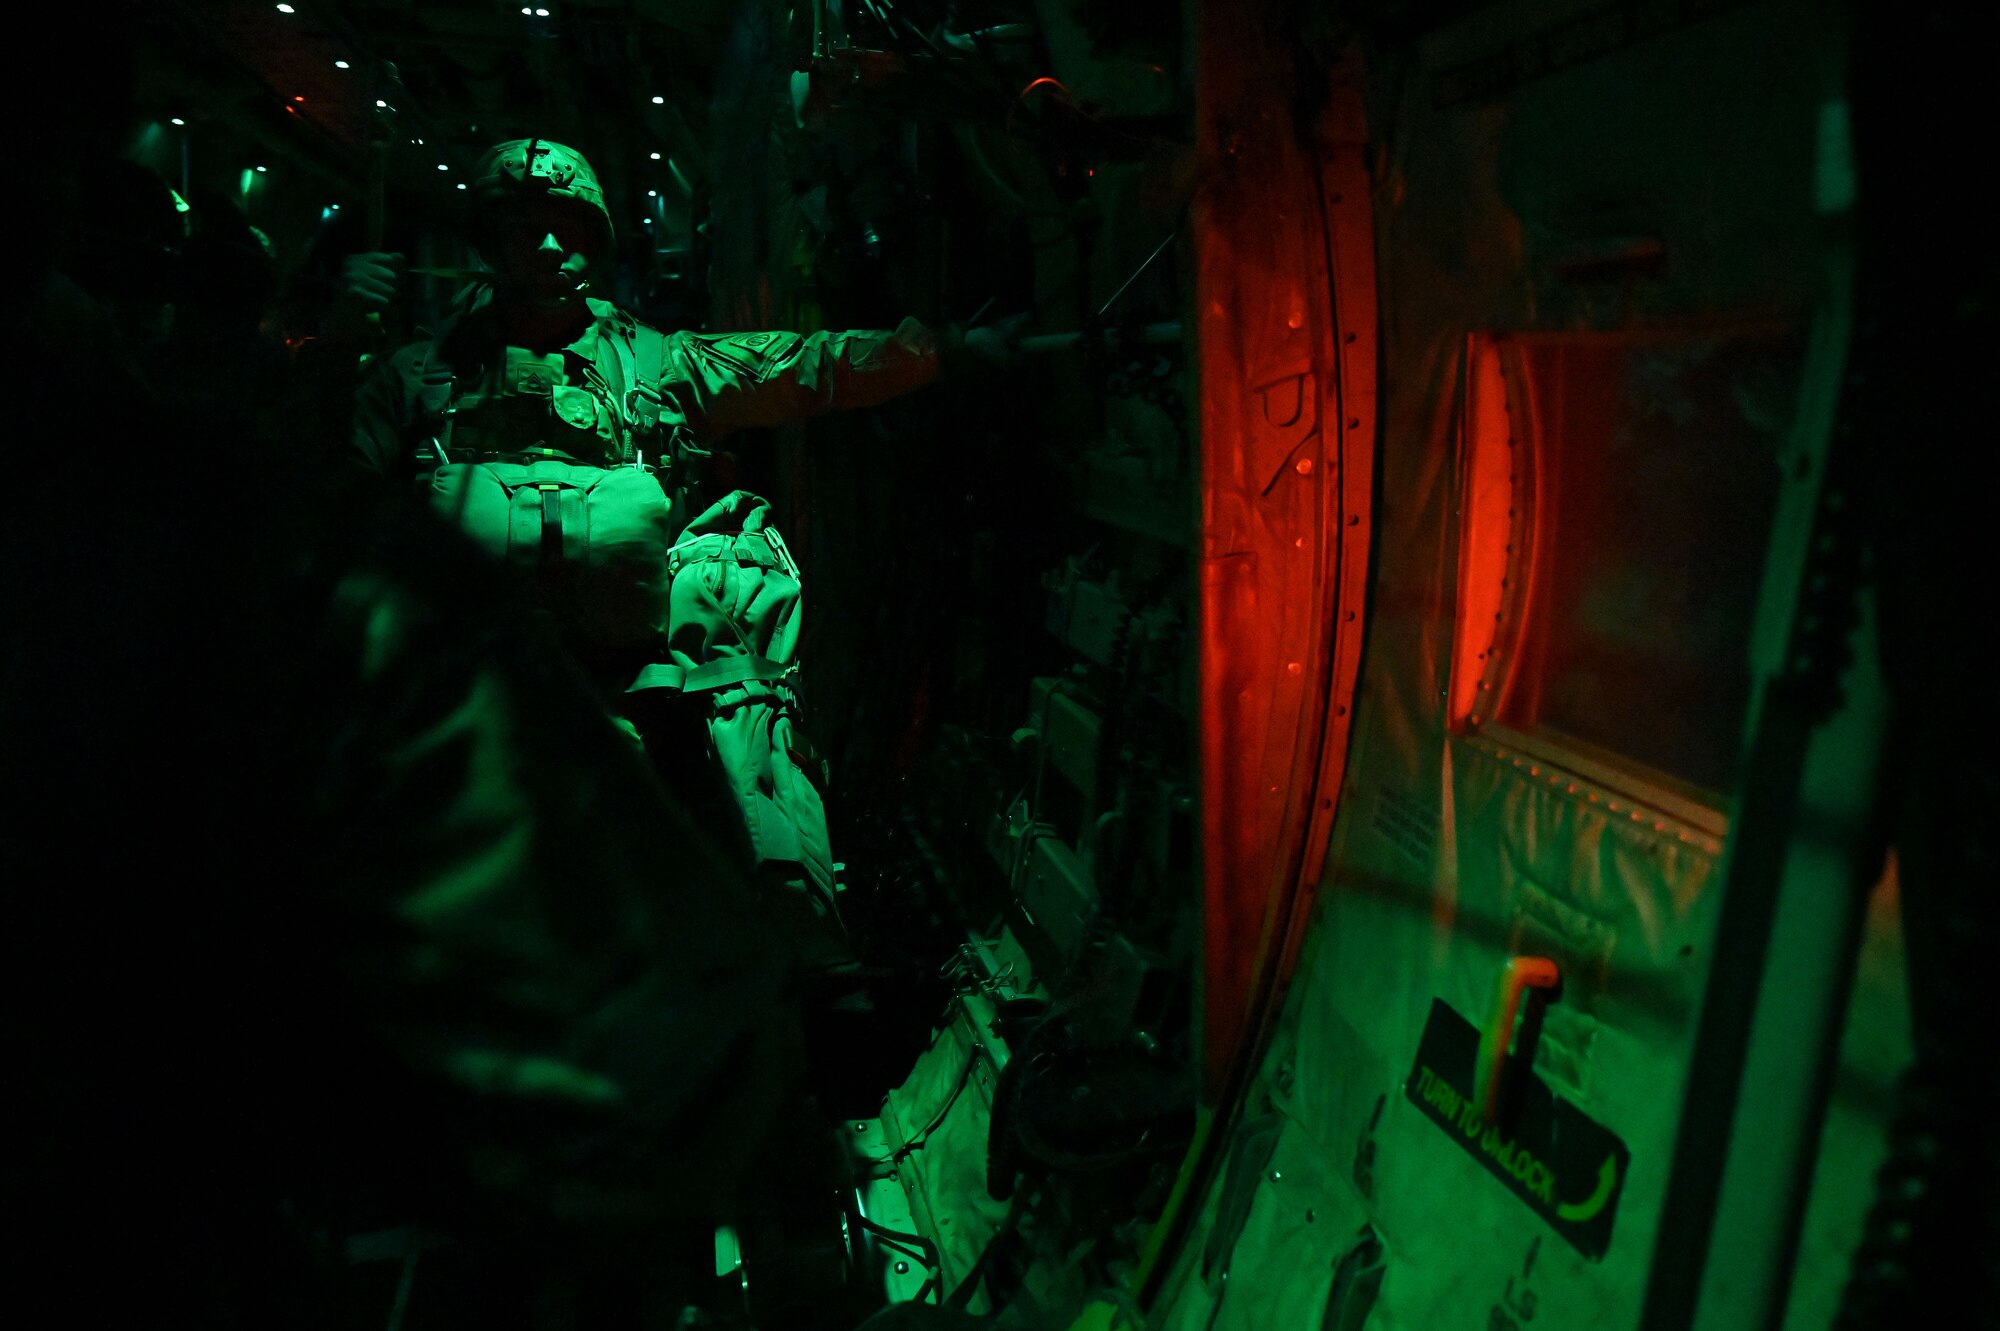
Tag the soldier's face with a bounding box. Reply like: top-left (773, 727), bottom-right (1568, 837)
top-left (486, 199), bottom-right (594, 304)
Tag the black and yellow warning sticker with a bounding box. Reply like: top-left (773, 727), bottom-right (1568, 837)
top-left (1404, 998), bottom-right (1629, 1260)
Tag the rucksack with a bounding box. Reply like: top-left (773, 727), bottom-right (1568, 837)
top-left (629, 490), bottom-right (840, 945)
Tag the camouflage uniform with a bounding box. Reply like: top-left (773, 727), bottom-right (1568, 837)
top-left (351, 140), bottom-right (938, 958)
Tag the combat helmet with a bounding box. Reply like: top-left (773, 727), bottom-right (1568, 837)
top-left (468, 138), bottom-right (614, 260)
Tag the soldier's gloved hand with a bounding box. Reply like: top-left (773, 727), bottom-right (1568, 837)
top-left (327, 251), bottom-right (404, 341)
top-left (942, 311), bottom-right (1031, 374)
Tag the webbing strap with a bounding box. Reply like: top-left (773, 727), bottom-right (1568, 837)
top-left (416, 341), bottom-right (458, 418)
top-left (619, 326), bottom-right (670, 430)
top-left (416, 341), bottom-right (458, 461)
top-left (626, 662), bottom-right (687, 693)
top-left (539, 483), bottom-right (564, 562)
top-left (625, 655), bottom-right (793, 696)
top-left (558, 485), bottom-right (587, 561)
top-left (508, 486), bottom-right (542, 566)
top-left (690, 656), bottom-right (793, 691)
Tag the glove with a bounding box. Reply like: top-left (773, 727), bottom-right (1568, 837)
top-left (327, 251), bottom-right (403, 341)
top-left (941, 310), bottom-right (1031, 374)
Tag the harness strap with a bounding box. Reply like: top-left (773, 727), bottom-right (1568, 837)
top-left (417, 341), bottom-right (458, 460)
top-left (625, 655), bottom-right (794, 696)
top-left (452, 446), bottom-right (597, 467)
top-left (416, 341), bottom-right (456, 416)
top-left (507, 486), bottom-right (542, 565)
top-left (415, 320), bottom-right (674, 468)
top-left (616, 324), bottom-right (670, 434)
top-left (539, 483), bottom-right (564, 560)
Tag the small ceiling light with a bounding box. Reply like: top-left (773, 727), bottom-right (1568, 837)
top-left (375, 99), bottom-right (388, 109)
top-left (416, 138), bottom-right (423, 145)
top-left (651, 95), bottom-right (665, 105)
top-left (646, 189), bottom-right (657, 197)
top-left (275, 3), bottom-right (295, 12)
top-left (521, 5), bottom-right (532, 12)
top-left (293, 95), bottom-right (306, 103)
top-left (649, 151), bottom-right (661, 160)
top-left (642, 217), bottom-right (653, 225)
top-left (255, 165), bottom-right (268, 173)
top-left (455, 183), bottom-right (467, 190)
top-left (437, 163), bottom-right (449, 171)
top-left (170, 117), bottom-right (185, 126)
top-left (334, 60), bottom-right (350, 69)
top-left (535, 7), bottom-right (551, 15)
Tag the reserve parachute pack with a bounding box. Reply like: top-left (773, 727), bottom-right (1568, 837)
top-left (408, 320), bottom-right (839, 934)
top-left (415, 312), bottom-right (686, 646)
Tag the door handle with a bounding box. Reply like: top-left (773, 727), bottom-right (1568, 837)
top-left (1476, 956), bottom-right (1561, 1125)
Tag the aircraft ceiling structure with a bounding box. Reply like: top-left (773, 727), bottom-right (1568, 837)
top-left (128, 0), bottom-right (733, 269)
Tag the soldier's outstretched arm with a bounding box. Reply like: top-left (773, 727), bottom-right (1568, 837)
top-left (666, 317), bottom-right (941, 438)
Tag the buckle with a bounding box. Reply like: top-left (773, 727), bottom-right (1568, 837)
top-left (761, 526), bottom-right (800, 578)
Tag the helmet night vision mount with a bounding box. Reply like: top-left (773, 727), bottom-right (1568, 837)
top-left (468, 138), bottom-right (615, 263)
